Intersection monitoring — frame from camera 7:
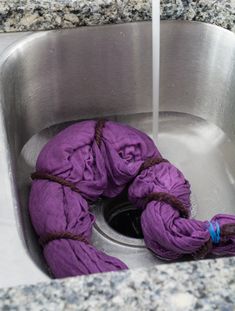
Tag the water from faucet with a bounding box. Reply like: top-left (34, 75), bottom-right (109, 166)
top-left (152, 0), bottom-right (160, 142)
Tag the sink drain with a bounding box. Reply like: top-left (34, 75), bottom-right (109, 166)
top-left (90, 192), bottom-right (162, 267)
top-left (104, 201), bottom-right (143, 239)
top-left (91, 192), bottom-right (145, 247)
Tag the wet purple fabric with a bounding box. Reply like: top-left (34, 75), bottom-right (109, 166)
top-left (29, 120), bottom-right (235, 278)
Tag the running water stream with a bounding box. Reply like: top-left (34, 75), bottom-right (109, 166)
top-left (152, 0), bottom-right (160, 142)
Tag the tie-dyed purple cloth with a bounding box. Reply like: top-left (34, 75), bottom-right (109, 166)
top-left (29, 121), bottom-right (235, 278)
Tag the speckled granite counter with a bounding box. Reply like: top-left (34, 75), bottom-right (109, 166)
top-left (0, 0), bottom-right (235, 32)
top-left (1, 258), bottom-right (235, 310)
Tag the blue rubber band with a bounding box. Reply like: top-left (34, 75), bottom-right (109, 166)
top-left (208, 221), bottom-right (220, 244)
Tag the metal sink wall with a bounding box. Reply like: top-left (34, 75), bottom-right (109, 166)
top-left (1, 21), bottom-right (235, 287)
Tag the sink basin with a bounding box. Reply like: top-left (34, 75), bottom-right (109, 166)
top-left (1, 21), bottom-right (235, 287)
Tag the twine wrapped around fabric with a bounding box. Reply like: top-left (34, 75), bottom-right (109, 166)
top-left (29, 120), bottom-right (235, 278)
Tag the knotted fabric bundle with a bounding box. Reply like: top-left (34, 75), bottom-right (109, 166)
top-left (29, 120), bottom-right (235, 278)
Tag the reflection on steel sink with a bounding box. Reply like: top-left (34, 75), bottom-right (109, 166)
top-left (1, 21), bottom-right (235, 288)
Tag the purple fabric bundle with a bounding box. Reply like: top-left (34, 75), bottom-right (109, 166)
top-left (29, 120), bottom-right (235, 278)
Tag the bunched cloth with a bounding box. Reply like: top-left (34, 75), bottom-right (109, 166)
top-left (29, 120), bottom-right (235, 278)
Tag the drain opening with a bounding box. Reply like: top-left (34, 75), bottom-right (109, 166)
top-left (103, 200), bottom-right (144, 239)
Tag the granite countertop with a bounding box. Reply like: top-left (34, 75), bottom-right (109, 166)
top-left (0, 0), bottom-right (234, 33)
top-left (1, 0), bottom-right (235, 310)
top-left (1, 258), bottom-right (235, 310)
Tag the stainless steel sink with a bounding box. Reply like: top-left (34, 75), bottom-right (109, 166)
top-left (1, 21), bottom-right (235, 287)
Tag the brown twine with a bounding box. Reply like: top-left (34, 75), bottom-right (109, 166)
top-left (146, 192), bottom-right (189, 218)
top-left (193, 239), bottom-right (213, 260)
top-left (31, 172), bottom-right (80, 194)
top-left (139, 157), bottom-right (169, 173)
top-left (39, 232), bottom-right (89, 247)
top-left (221, 223), bottom-right (235, 237)
top-left (95, 119), bottom-right (106, 147)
